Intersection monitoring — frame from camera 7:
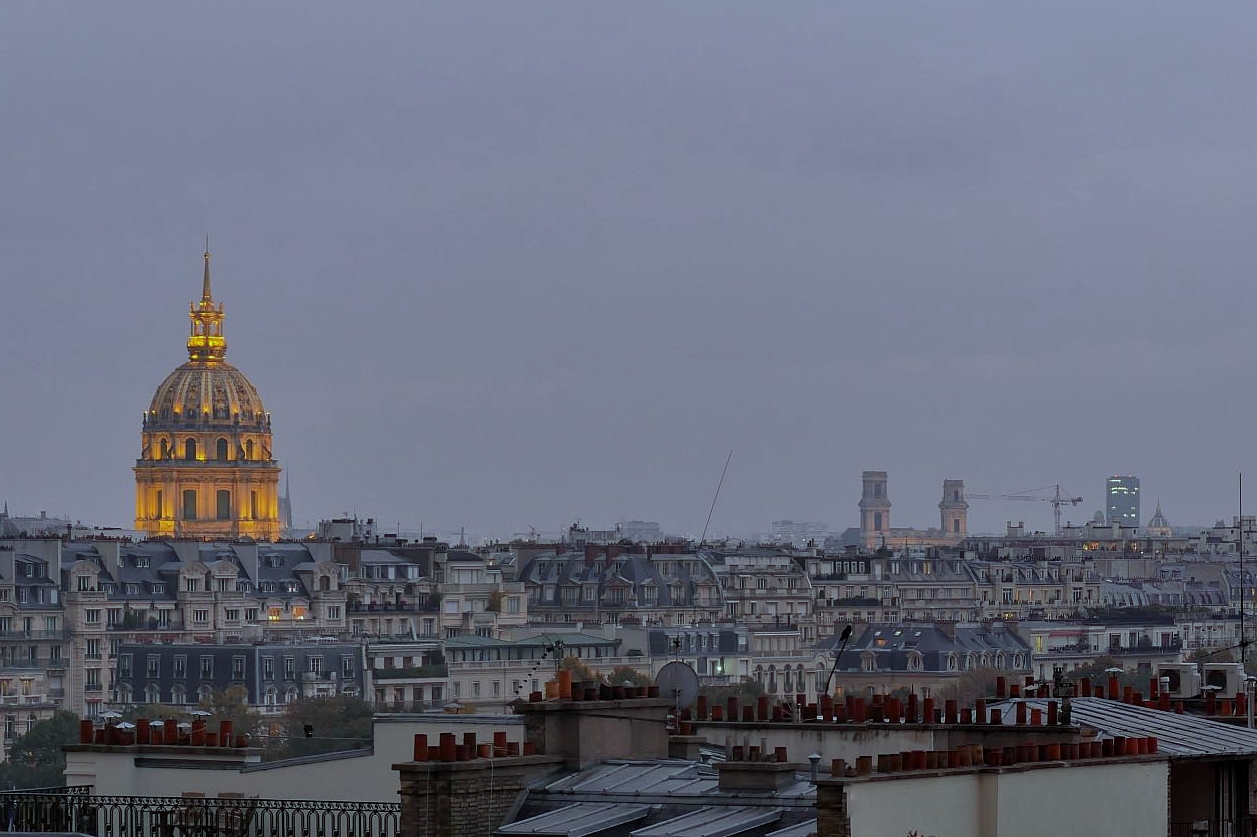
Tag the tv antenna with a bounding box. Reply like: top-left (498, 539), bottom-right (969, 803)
top-left (700, 450), bottom-right (734, 544)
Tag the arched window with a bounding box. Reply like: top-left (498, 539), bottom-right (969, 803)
top-left (182, 489), bottom-right (197, 520)
top-left (145, 684), bottom-right (161, 705)
top-left (215, 438), bottom-right (228, 460)
top-left (244, 440), bottom-right (254, 460)
top-left (172, 685), bottom-right (187, 705)
top-left (285, 686), bottom-right (299, 704)
top-left (264, 686), bottom-right (278, 706)
top-left (184, 439), bottom-right (197, 460)
top-left (159, 439), bottom-right (169, 460)
top-left (198, 684), bottom-right (213, 703)
top-left (216, 490), bottom-right (231, 521)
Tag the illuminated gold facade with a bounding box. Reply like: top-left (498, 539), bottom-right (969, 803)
top-left (134, 250), bottom-right (282, 540)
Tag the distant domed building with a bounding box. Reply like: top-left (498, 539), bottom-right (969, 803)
top-left (1146, 501), bottom-right (1172, 537)
top-left (133, 249), bottom-right (281, 539)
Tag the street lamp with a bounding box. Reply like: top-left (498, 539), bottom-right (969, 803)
top-left (821, 625), bottom-right (854, 695)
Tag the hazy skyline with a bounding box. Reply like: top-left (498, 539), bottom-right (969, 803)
top-left (4, 3), bottom-right (1257, 540)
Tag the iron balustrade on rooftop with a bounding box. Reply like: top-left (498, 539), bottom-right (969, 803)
top-left (0, 789), bottom-right (400, 837)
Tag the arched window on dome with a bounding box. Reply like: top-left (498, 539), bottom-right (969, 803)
top-left (216, 438), bottom-right (228, 461)
top-left (159, 439), bottom-right (169, 460)
top-left (184, 439), bottom-right (197, 461)
top-left (244, 440), bottom-right (254, 461)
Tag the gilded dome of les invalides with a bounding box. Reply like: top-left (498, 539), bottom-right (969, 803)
top-left (134, 249), bottom-right (282, 540)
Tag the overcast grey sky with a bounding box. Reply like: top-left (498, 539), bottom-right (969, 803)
top-left (3, 2), bottom-right (1257, 540)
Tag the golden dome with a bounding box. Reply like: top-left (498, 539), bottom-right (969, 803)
top-left (143, 247), bottom-right (269, 428)
top-left (147, 360), bottom-right (267, 426)
top-left (135, 246), bottom-right (282, 541)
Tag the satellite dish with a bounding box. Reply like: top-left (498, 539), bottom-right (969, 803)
top-left (655, 661), bottom-right (700, 710)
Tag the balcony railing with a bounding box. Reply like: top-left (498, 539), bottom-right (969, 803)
top-left (0, 630), bottom-right (70, 640)
top-left (349, 602), bottom-right (439, 614)
top-left (0, 789), bottom-right (400, 836)
top-left (372, 665), bottom-right (448, 681)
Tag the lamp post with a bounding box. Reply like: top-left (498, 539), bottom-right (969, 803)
top-left (821, 625), bottom-right (854, 696)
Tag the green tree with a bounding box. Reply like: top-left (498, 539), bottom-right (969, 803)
top-left (934, 667), bottom-right (1004, 706)
top-left (4, 711), bottom-right (80, 789)
top-left (607, 665), bottom-right (652, 687)
top-left (264, 696), bottom-right (374, 760)
top-left (1056, 657), bottom-right (1150, 692)
top-left (198, 685), bottom-right (262, 739)
top-left (121, 703), bottom-right (184, 723)
top-left (559, 656), bottom-right (598, 684)
top-left (699, 678), bottom-right (765, 706)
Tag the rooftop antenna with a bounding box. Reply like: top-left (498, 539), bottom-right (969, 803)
top-left (699, 450), bottom-right (734, 545)
top-left (1242, 473), bottom-right (1247, 669)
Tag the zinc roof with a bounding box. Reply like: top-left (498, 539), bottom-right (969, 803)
top-left (543, 760), bottom-right (717, 796)
top-left (629, 806), bottom-right (782, 837)
top-left (992, 697), bottom-right (1257, 757)
top-left (764, 821), bottom-right (817, 837)
top-left (498, 803), bottom-right (651, 837)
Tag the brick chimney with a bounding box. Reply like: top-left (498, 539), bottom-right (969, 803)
top-left (395, 691), bottom-right (675, 837)
top-left (395, 753), bottom-right (561, 837)
top-left (515, 695), bottom-right (673, 770)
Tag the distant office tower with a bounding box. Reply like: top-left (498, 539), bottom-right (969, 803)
top-left (939, 479), bottom-right (968, 536)
top-left (858, 471), bottom-right (891, 548)
top-left (619, 520), bottom-right (663, 543)
top-left (1106, 476), bottom-right (1140, 527)
top-left (770, 520), bottom-right (830, 547)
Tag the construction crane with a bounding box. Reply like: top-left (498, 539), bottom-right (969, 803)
top-left (966, 484), bottom-right (1083, 536)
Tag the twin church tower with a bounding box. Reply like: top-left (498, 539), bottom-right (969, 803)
top-left (858, 471), bottom-right (969, 548)
top-left (133, 249), bottom-right (282, 540)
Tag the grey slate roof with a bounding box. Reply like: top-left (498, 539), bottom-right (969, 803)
top-left (824, 622), bottom-right (1031, 673)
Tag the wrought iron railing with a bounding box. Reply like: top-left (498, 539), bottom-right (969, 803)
top-left (0, 789), bottom-right (400, 836)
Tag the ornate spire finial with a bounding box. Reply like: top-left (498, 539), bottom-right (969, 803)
top-left (188, 246), bottom-right (226, 363)
top-left (202, 237), bottom-right (213, 303)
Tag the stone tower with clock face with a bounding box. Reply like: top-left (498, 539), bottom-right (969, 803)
top-left (134, 249), bottom-right (281, 540)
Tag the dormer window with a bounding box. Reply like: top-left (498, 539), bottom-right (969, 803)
top-left (134, 556), bottom-right (149, 569)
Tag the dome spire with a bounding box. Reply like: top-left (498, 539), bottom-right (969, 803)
top-left (188, 246), bottom-right (226, 363)
top-left (202, 236), bottom-right (213, 303)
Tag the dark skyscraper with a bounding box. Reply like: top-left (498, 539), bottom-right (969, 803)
top-left (1106, 476), bottom-right (1140, 528)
